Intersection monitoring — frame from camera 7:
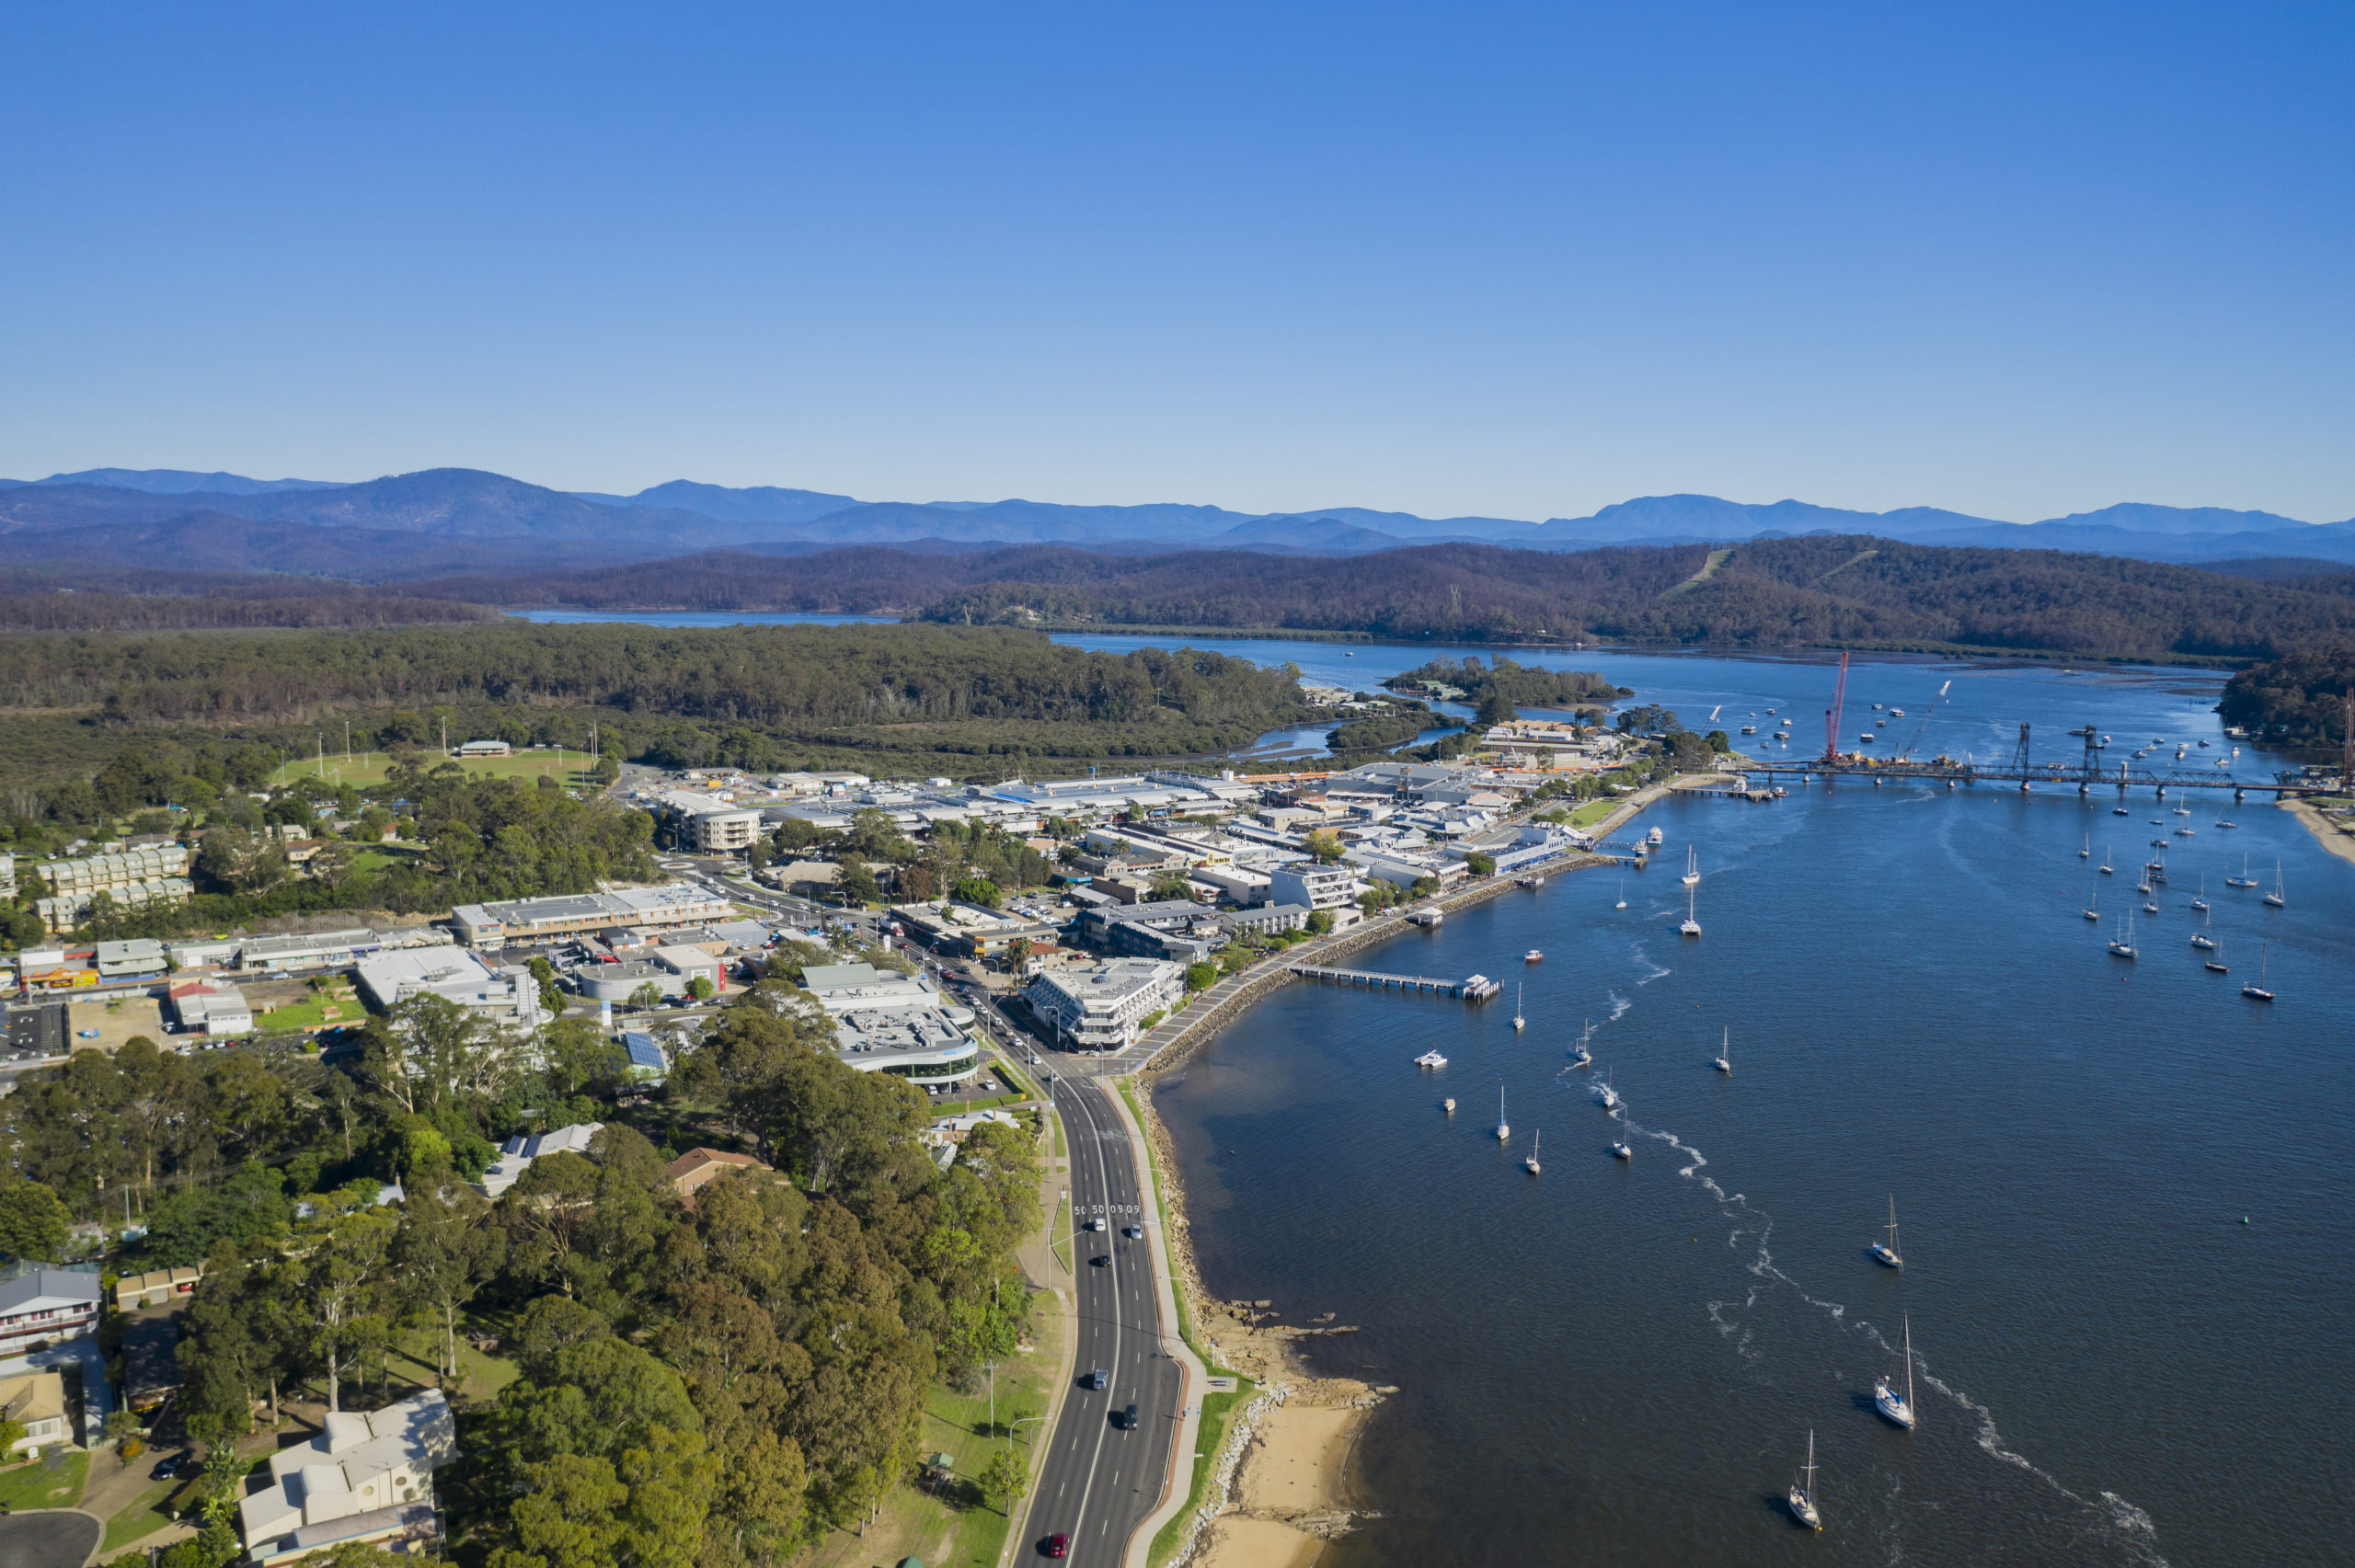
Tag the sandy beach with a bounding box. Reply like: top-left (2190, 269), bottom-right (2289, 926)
top-left (2281, 795), bottom-right (2355, 866)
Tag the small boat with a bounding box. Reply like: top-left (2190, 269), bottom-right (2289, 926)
top-left (2108, 912), bottom-right (2138, 959)
top-left (1524, 1130), bottom-right (1542, 1175)
top-left (2198, 738), bottom-right (2211, 747)
top-left (1415, 1048), bottom-right (1448, 1069)
top-left (1870, 1196), bottom-right (1902, 1268)
top-left (2173, 806), bottom-right (2191, 816)
top-left (1648, 825), bottom-right (1663, 846)
top-left (1740, 724), bottom-right (1757, 735)
top-left (1569, 1042), bottom-right (1591, 1069)
top-left (2176, 826), bottom-right (2196, 837)
top-left (2142, 901), bottom-right (2158, 914)
top-left (2100, 849), bottom-right (2113, 874)
top-left (1512, 983), bottom-right (1527, 1032)
top-left (2083, 887), bottom-right (2099, 921)
top-left (1787, 1430), bottom-right (1822, 1531)
top-left (2263, 861), bottom-right (2284, 909)
top-left (1682, 845), bottom-right (1700, 887)
top-left (2216, 818), bottom-right (2236, 829)
top-left (1495, 1082), bottom-right (1510, 1142)
top-left (1598, 1070), bottom-right (1619, 1110)
top-left (2079, 834), bottom-right (2090, 859)
top-left (1680, 882), bottom-right (1702, 938)
top-left (2191, 904), bottom-right (2215, 951)
top-left (2191, 877), bottom-right (2209, 912)
top-left (1874, 1317), bottom-right (1918, 1430)
top-left (2226, 854), bottom-right (2258, 888)
top-left (1524, 949), bottom-right (1544, 963)
top-left (2205, 948), bottom-right (2228, 973)
top-left (2111, 806), bottom-right (2130, 817)
top-left (2242, 945), bottom-right (2273, 1001)
top-left (1609, 1113), bottom-right (1632, 1161)
top-left (1614, 878), bottom-right (1627, 910)
top-left (1890, 707), bottom-right (1905, 717)
top-left (1442, 1097), bottom-right (1456, 1113)
top-left (1712, 1028), bottom-right (1731, 1075)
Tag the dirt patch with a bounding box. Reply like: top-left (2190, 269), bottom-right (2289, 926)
top-left (65, 996), bottom-right (166, 1054)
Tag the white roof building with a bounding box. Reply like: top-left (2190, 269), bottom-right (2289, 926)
top-left (239, 1391), bottom-right (457, 1553)
top-left (355, 948), bottom-right (546, 1027)
top-left (476, 1122), bottom-right (603, 1199)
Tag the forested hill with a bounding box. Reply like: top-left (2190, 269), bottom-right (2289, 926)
top-left (408, 535), bottom-right (2355, 661)
top-left (2218, 647), bottom-right (2355, 741)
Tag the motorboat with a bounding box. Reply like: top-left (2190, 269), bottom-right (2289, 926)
top-left (2111, 806), bottom-right (2130, 817)
top-left (1415, 1048), bottom-right (1448, 1069)
top-left (1870, 1196), bottom-right (1902, 1268)
top-left (1874, 1318), bottom-right (1918, 1430)
top-left (1648, 826), bottom-right (1663, 846)
top-left (1524, 949), bottom-right (1544, 963)
top-left (1788, 1430), bottom-right (1823, 1531)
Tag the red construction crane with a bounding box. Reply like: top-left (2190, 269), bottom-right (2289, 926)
top-left (2341, 685), bottom-right (2352, 795)
top-left (1821, 650), bottom-right (1851, 762)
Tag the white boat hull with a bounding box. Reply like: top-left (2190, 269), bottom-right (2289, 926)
top-left (1874, 1380), bottom-right (1915, 1429)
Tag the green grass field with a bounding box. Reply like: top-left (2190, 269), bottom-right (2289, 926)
top-left (267, 749), bottom-right (597, 791)
top-left (101, 1478), bottom-right (181, 1551)
top-left (0, 1448), bottom-right (88, 1511)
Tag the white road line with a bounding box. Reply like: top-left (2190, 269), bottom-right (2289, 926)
top-left (1063, 1086), bottom-right (1125, 1563)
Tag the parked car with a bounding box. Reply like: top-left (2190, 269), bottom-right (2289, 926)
top-left (150, 1453), bottom-right (189, 1480)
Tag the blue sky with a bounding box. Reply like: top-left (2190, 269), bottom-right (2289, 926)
top-left (4, 2), bottom-right (2349, 521)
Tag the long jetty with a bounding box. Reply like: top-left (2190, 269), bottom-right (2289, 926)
top-left (1289, 965), bottom-right (1501, 1000)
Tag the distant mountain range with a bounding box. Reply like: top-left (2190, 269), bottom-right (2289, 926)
top-left (2, 465), bottom-right (2351, 578)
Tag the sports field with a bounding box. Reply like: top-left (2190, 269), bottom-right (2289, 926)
top-left (266, 748), bottom-right (599, 790)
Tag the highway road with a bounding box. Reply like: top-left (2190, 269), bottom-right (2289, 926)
top-left (1028, 1077), bottom-right (1184, 1565)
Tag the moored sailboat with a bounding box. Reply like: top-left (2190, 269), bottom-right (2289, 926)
top-left (2263, 860), bottom-right (2285, 909)
top-left (1870, 1196), bottom-right (1902, 1268)
top-left (1682, 845), bottom-right (1700, 887)
top-left (2242, 944), bottom-right (2274, 1001)
top-left (1874, 1317), bottom-right (1918, 1430)
top-left (1786, 1430), bottom-right (1822, 1531)
top-left (1712, 1028), bottom-right (1731, 1075)
top-left (1523, 1130), bottom-right (1542, 1175)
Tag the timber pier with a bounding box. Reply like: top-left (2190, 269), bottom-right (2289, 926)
top-left (1289, 965), bottom-right (1502, 1000)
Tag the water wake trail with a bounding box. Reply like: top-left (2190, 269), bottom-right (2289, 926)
top-left (1614, 1110), bottom-right (2168, 1565)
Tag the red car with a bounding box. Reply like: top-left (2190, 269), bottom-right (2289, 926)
top-left (1043, 1534), bottom-right (1069, 1559)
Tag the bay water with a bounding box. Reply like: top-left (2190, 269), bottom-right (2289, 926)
top-left (1151, 655), bottom-right (2351, 1567)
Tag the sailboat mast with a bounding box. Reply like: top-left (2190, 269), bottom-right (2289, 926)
top-left (1904, 1316), bottom-right (1915, 1423)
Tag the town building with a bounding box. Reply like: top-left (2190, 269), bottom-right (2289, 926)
top-left (664, 1148), bottom-right (772, 1200)
top-left (1227, 902), bottom-right (1313, 936)
top-left (449, 884), bottom-right (731, 947)
top-left (0, 1372), bottom-right (68, 1453)
top-left (238, 1391), bottom-right (457, 1565)
top-left (354, 948), bottom-right (546, 1027)
top-left (475, 1123), bottom-right (603, 1199)
top-left (168, 979), bottom-right (253, 1036)
top-left (798, 962), bottom-right (982, 1083)
top-left (453, 738), bottom-right (512, 757)
top-left (94, 939), bottom-right (168, 979)
top-left (1025, 958), bottom-right (1182, 1052)
top-left (0, 1265), bottom-right (102, 1355)
top-left (619, 1030), bottom-right (669, 1084)
top-left (1269, 864), bottom-right (1360, 911)
top-left (656, 790), bottom-right (764, 853)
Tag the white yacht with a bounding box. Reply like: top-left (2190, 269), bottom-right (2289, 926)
top-left (1682, 845), bottom-right (1700, 887)
top-left (2227, 854), bottom-right (2258, 887)
top-left (1523, 1131), bottom-right (1542, 1175)
top-left (1648, 825), bottom-right (1663, 846)
top-left (2264, 861), bottom-right (2285, 909)
top-left (2190, 908), bottom-right (2215, 951)
top-left (1680, 882), bottom-right (1702, 938)
top-left (2190, 876), bottom-right (2209, 912)
top-left (2242, 944), bottom-right (2274, 1002)
top-left (2083, 887), bottom-right (2099, 921)
top-left (1614, 878), bottom-right (1627, 910)
top-left (1494, 1083), bottom-right (1510, 1142)
top-left (1512, 983), bottom-right (1526, 1032)
top-left (2108, 912), bottom-right (2138, 959)
top-left (1597, 1070), bottom-right (1619, 1110)
top-left (1609, 1114), bottom-right (1632, 1161)
top-left (2080, 834), bottom-right (2090, 859)
top-left (1787, 1430), bottom-right (1822, 1531)
top-left (1415, 1048), bottom-right (1448, 1069)
top-left (1712, 1028), bottom-right (1731, 1075)
top-left (1570, 1023), bottom-right (1592, 1069)
top-left (1869, 1196), bottom-right (1902, 1268)
top-left (1875, 1317), bottom-right (1918, 1430)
